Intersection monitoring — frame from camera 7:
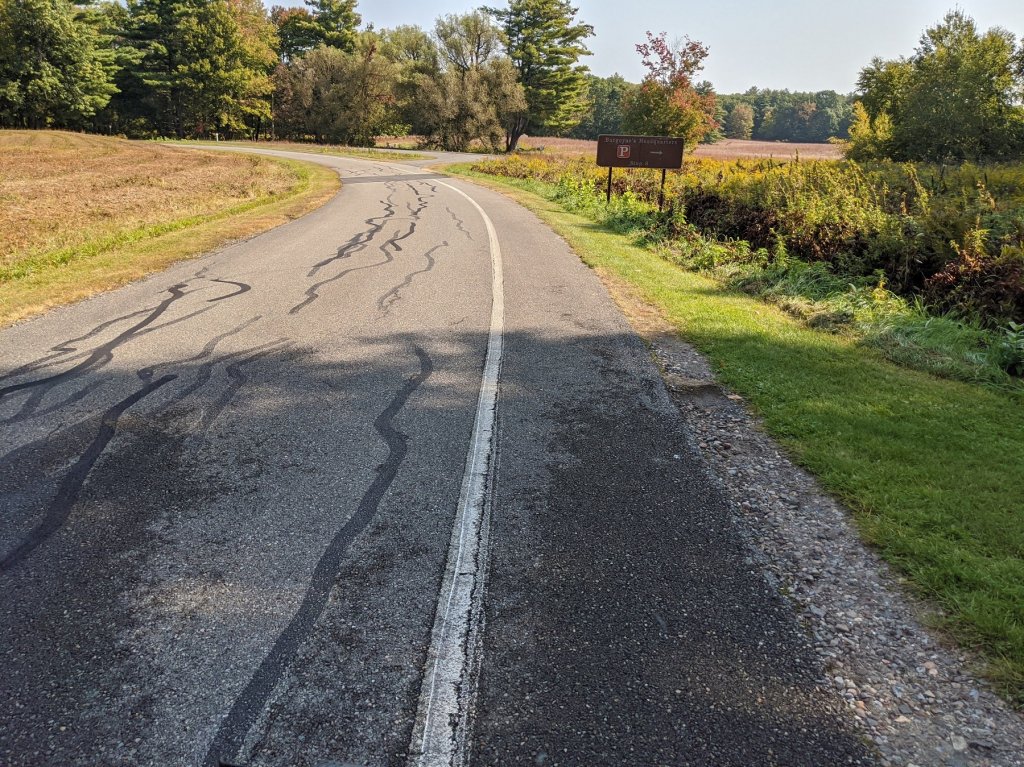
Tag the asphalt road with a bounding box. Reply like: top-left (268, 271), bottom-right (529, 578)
top-left (0, 147), bottom-right (875, 766)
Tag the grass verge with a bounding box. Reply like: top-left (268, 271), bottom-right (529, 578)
top-left (443, 164), bottom-right (1024, 706)
top-left (1, 149), bottom-right (337, 327)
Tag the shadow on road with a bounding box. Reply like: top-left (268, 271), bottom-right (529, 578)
top-left (0, 325), bottom-right (873, 766)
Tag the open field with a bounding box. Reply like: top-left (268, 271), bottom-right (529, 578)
top-left (181, 138), bottom-right (429, 162)
top-left (517, 135), bottom-right (844, 160)
top-left (445, 163), bottom-right (1024, 705)
top-left (0, 131), bottom-right (338, 325)
top-left (375, 135), bottom-right (424, 150)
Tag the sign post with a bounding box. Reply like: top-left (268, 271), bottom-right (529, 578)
top-left (596, 135), bottom-right (685, 212)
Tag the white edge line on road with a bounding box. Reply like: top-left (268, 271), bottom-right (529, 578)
top-left (408, 179), bottom-right (504, 767)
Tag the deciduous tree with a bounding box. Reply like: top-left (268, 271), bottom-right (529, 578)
top-left (854, 11), bottom-right (1024, 162)
top-left (411, 12), bottom-right (525, 151)
top-left (621, 31), bottom-right (718, 147)
top-left (274, 35), bottom-right (395, 145)
top-left (724, 102), bottom-right (753, 140)
top-left (380, 24), bottom-right (437, 134)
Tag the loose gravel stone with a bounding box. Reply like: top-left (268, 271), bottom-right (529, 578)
top-left (645, 331), bottom-right (1024, 767)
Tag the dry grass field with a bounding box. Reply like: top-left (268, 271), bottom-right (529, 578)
top-left (517, 135), bottom-right (844, 161)
top-left (0, 131), bottom-right (337, 325)
top-left (189, 138), bottom-right (429, 161)
top-left (2, 131), bottom-right (295, 268)
top-left (693, 138), bottom-right (843, 160)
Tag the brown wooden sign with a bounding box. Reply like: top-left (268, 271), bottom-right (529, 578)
top-left (596, 135), bottom-right (685, 169)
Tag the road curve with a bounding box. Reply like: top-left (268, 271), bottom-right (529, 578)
top-left (0, 148), bottom-right (875, 766)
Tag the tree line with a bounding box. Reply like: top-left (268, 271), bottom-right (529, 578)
top-left (0, 0), bottom-right (597, 150)
top-left (0, 0), bottom-right (727, 151)
top-left (548, 9), bottom-right (1024, 158)
top-left (718, 89), bottom-right (855, 143)
top-left (570, 80), bottom-right (856, 145)
top-left (2, 2), bottom-right (1020, 160)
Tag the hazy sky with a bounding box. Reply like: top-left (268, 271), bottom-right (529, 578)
top-left (279, 0), bottom-right (1024, 94)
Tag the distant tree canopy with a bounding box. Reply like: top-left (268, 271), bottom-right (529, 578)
top-left (717, 89), bottom-right (854, 143)
top-left (723, 101), bottom-right (753, 140)
top-left (569, 73), bottom-right (633, 139)
top-left (851, 10), bottom-right (1024, 162)
top-left (8, 0), bottom-right (1021, 166)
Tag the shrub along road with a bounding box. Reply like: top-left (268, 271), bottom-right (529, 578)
top-left (0, 148), bottom-right (872, 765)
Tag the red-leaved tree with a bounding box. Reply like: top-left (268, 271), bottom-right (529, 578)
top-left (622, 31), bottom-right (718, 146)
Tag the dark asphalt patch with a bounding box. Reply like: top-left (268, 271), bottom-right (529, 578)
top-left (474, 391), bottom-right (875, 766)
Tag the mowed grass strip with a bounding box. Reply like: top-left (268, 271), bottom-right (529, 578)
top-left (0, 130), bottom-right (339, 326)
top-left (445, 165), bottom-right (1024, 705)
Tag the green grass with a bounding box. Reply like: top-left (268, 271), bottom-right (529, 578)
top-left (445, 164), bottom-right (1024, 705)
top-left (1, 156), bottom-right (338, 326)
top-left (176, 139), bottom-right (430, 162)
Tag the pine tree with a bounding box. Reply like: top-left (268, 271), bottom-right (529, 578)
top-left (269, 5), bottom-right (317, 62)
top-left (117, 0), bottom-right (276, 137)
top-left (304, 0), bottom-right (358, 52)
top-left (485, 0), bottom-right (592, 151)
top-left (0, 0), bottom-right (119, 128)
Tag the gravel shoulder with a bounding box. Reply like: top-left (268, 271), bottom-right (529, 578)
top-left (600, 272), bottom-right (1024, 767)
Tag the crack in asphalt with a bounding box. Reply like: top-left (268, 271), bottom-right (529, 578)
top-left (208, 278), bottom-right (252, 302)
top-left (0, 310), bottom-right (254, 431)
top-left (290, 188), bottom-right (406, 315)
top-left (384, 221), bottom-right (418, 252)
top-left (203, 345), bottom-right (434, 767)
top-left (137, 320), bottom-right (284, 426)
top-left (377, 242), bottom-right (449, 316)
top-left (5, 379), bottom-right (109, 425)
top-left (135, 305), bottom-right (216, 338)
top-left (0, 309), bottom-right (153, 385)
top-left (192, 342), bottom-right (291, 435)
top-left (0, 284), bottom-right (187, 395)
top-left (0, 315), bottom-right (279, 574)
top-left (0, 373), bottom-right (178, 572)
top-left (445, 206), bottom-right (473, 241)
top-left (0, 284), bottom-right (191, 423)
top-left (306, 187), bottom-right (399, 279)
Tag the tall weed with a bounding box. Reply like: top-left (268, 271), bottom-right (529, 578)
top-left (472, 155), bottom-right (1024, 387)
